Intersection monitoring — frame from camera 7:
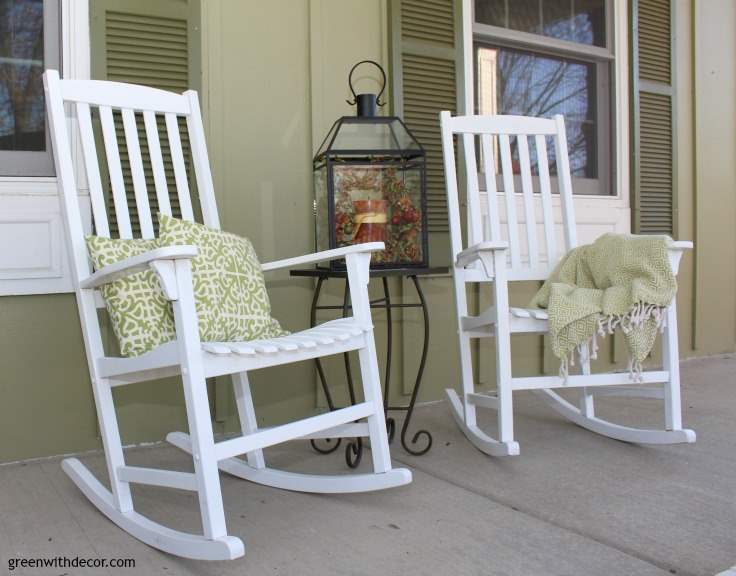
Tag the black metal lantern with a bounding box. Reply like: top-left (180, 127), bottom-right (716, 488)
top-left (313, 60), bottom-right (428, 269)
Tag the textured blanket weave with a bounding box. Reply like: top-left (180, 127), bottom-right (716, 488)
top-left (529, 234), bottom-right (676, 379)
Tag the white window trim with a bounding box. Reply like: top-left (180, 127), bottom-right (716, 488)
top-left (460, 0), bottom-right (630, 246)
top-left (0, 0), bottom-right (91, 295)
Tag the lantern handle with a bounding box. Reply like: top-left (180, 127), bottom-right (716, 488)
top-left (346, 60), bottom-right (386, 107)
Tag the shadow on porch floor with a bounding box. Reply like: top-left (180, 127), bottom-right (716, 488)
top-left (0, 355), bottom-right (734, 575)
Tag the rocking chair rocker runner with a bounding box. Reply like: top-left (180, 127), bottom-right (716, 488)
top-left (440, 111), bottom-right (695, 457)
top-left (44, 70), bottom-right (411, 560)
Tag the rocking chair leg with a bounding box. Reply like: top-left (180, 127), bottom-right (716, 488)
top-left (232, 372), bottom-right (265, 469)
top-left (453, 268), bottom-right (477, 427)
top-left (173, 260), bottom-right (227, 540)
top-left (578, 343), bottom-right (595, 418)
top-left (662, 303), bottom-right (683, 431)
top-left (493, 256), bottom-right (514, 445)
top-left (458, 334), bottom-right (478, 426)
top-left (345, 252), bottom-right (392, 473)
top-left (91, 377), bottom-right (134, 513)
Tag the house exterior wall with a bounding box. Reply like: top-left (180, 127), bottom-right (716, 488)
top-left (0, 0), bottom-right (733, 462)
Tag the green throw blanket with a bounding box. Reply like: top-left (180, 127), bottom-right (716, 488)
top-left (529, 233), bottom-right (676, 380)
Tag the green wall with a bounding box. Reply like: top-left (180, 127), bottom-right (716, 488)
top-left (0, 0), bottom-right (733, 462)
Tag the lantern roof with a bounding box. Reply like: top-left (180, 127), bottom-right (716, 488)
top-left (314, 116), bottom-right (425, 161)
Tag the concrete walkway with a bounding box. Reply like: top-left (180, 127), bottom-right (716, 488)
top-left (1, 355), bottom-right (734, 575)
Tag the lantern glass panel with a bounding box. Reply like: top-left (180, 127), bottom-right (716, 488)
top-left (314, 163), bottom-right (329, 254)
top-left (326, 118), bottom-right (421, 153)
top-left (332, 162), bottom-right (424, 267)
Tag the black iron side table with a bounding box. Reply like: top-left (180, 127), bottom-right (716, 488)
top-left (290, 266), bottom-right (448, 467)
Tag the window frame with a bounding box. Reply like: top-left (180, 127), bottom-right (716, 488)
top-left (0, 0), bottom-right (61, 177)
top-left (472, 0), bottom-right (615, 196)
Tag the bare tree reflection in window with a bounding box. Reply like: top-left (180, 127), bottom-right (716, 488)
top-left (0, 0), bottom-right (46, 152)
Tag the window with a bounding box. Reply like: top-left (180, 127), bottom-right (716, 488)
top-left (0, 0), bottom-right (59, 176)
top-left (474, 0), bottom-right (613, 195)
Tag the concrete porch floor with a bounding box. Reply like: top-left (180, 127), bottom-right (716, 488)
top-left (1, 355), bottom-right (734, 575)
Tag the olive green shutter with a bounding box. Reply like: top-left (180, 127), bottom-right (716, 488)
top-left (90, 0), bottom-right (201, 235)
top-left (631, 0), bottom-right (676, 235)
top-left (391, 0), bottom-right (461, 237)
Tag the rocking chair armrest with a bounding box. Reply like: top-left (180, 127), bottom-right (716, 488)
top-left (79, 245), bottom-right (199, 289)
top-left (667, 240), bottom-right (693, 276)
top-left (455, 241), bottom-right (509, 271)
top-left (260, 242), bottom-right (385, 272)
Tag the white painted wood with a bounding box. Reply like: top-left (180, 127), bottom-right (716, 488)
top-left (213, 402), bottom-right (373, 460)
top-left (61, 459), bottom-right (244, 560)
top-left (261, 242), bottom-right (384, 271)
top-left (185, 91), bottom-right (219, 228)
top-left (517, 135), bottom-right (539, 268)
top-left (440, 111), bottom-right (695, 457)
top-left (554, 114), bottom-right (578, 251)
top-left (117, 465), bottom-right (198, 491)
top-left (232, 372), bottom-right (265, 470)
top-left (171, 258), bottom-right (227, 540)
top-left (46, 71), bottom-right (410, 558)
top-left (142, 110), bottom-right (172, 216)
top-left (76, 102), bottom-right (109, 237)
top-left (535, 390), bottom-right (696, 444)
top-left (167, 432), bottom-right (411, 493)
top-left (463, 134), bottom-right (484, 247)
top-left (122, 108), bottom-right (154, 238)
top-left (79, 245), bottom-right (198, 289)
top-left (535, 135), bottom-right (557, 264)
top-left (99, 105), bottom-right (132, 238)
top-left (498, 134), bottom-right (522, 269)
top-left (164, 112), bottom-right (194, 221)
top-left (217, 458), bottom-right (411, 494)
top-left (480, 134), bottom-right (502, 241)
top-left (59, 79), bottom-right (191, 114)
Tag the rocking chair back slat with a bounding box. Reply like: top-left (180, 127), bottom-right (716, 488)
top-left (479, 134), bottom-right (501, 241)
top-left (535, 135), bottom-right (557, 265)
top-left (76, 101), bottom-right (110, 238)
top-left (497, 134), bottom-right (522, 269)
top-left (100, 105), bottom-right (133, 239)
top-left (185, 91), bottom-right (220, 229)
top-left (442, 113), bottom-right (578, 281)
top-left (165, 112), bottom-right (195, 222)
top-left (122, 108), bottom-right (154, 239)
top-left (554, 114), bottom-right (578, 250)
top-left (517, 134), bottom-right (539, 269)
top-left (143, 110), bottom-right (173, 217)
top-left (462, 133), bottom-right (484, 249)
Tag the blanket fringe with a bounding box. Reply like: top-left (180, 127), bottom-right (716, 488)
top-left (558, 301), bottom-right (667, 382)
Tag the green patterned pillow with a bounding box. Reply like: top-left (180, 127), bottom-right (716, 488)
top-left (157, 213), bottom-right (287, 343)
top-left (86, 236), bottom-right (176, 357)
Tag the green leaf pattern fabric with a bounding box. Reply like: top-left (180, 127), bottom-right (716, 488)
top-left (86, 236), bottom-right (176, 357)
top-left (85, 214), bottom-right (286, 357)
top-left (530, 234), bottom-right (676, 379)
top-left (157, 213), bottom-right (287, 343)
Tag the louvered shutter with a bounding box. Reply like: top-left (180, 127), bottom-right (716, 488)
top-left (90, 0), bottom-right (201, 236)
top-left (391, 0), bottom-right (461, 236)
top-left (631, 0), bottom-right (675, 235)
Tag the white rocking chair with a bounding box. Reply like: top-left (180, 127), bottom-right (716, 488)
top-left (43, 70), bottom-right (411, 560)
top-left (440, 112), bottom-right (696, 457)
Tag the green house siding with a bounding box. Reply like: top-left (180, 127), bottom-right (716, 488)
top-left (1, 0), bottom-right (735, 462)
